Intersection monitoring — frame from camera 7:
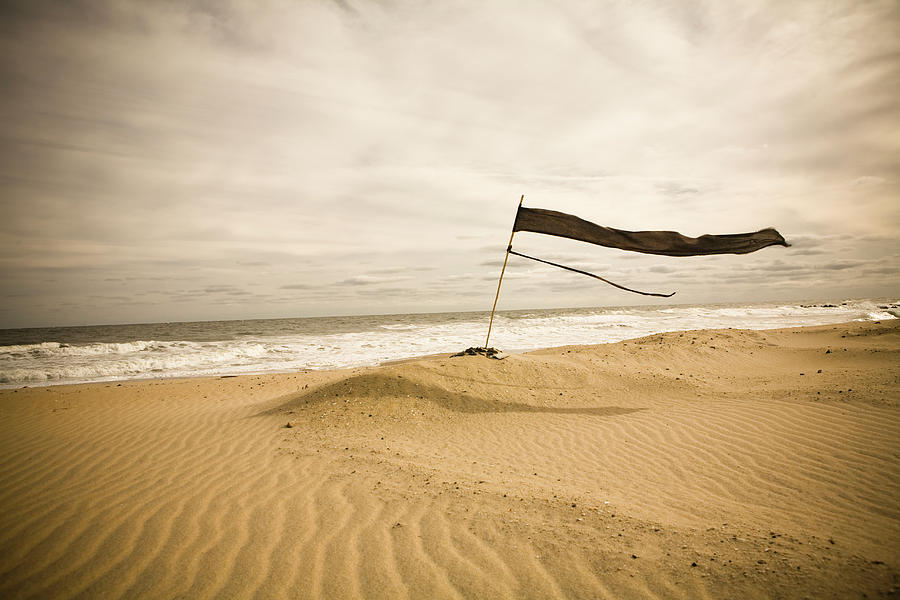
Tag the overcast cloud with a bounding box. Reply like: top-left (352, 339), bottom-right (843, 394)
top-left (1, 0), bottom-right (898, 328)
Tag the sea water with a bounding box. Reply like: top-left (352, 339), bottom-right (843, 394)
top-left (1, 299), bottom-right (896, 388)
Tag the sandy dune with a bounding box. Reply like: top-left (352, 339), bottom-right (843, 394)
top-left (1, 320), bottom-right (898, 599)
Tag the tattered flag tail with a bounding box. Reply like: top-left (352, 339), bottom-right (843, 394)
top-left (509, 250), bottom-right (675, 298)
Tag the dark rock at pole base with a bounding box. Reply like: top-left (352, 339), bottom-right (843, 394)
top-left (451, 347), bottom-right (506, 359)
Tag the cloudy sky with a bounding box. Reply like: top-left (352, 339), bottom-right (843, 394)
top-left (1, 0), bottom-right (897, 328)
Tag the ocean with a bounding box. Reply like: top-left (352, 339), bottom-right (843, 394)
top-left (1, 299), bottom-right (897, 388)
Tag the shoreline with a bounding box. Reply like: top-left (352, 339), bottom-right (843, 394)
top-left (1, 319), bottom-right (898, 598)
top-left (4, 316), bottom-right (896, 390)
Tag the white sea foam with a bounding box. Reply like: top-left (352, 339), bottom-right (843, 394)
top-left (1, 299), bottom-right (894, 388)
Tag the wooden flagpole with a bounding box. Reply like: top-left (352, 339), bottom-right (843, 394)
top-left (484, 194), bottom-right (524, 348)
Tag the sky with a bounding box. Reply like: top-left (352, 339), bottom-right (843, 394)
top-left (1, 0), bottom-right (898, 328)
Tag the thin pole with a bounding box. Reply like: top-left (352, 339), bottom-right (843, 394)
top-left (485, 194), bottom-right (524, 348)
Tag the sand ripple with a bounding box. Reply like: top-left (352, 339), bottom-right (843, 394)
top-left (1, 321), bottom-right (898, 598)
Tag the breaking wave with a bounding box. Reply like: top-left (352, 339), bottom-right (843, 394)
top-left (1, 298), bottom-right (895, 387)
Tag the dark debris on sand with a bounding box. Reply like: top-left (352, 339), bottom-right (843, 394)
top-left (451, 347), bottom-right (505, 359)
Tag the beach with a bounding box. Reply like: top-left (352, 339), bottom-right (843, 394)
top-left (1, 320), bottom-right (898, 599)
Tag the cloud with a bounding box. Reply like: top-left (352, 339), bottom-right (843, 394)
top-left (820, 260), bottom-right (866, 271)
top-left (335, 275), bottom-right (414, 287)
top-left (0, 0), bottom-right (897, 327)
top-left (202, 285), bottom-right (249, 295)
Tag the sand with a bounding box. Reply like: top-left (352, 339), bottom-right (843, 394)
top-left (1, 320), bottom-right (898, 599)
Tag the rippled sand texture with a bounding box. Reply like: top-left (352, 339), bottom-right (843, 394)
top-left (1, 320), bottom-right (898, 599)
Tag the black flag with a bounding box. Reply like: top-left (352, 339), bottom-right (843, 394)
top-left (482, 196), bottom-right (791, 348)
top-left (513, 207), bottom-right (789, 257)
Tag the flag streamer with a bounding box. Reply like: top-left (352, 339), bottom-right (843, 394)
top-left (514, 207), bottom-right (789, 256)
top-left (483, 197), bottom-right (789, 348)
top-left (509, 250), bottom-right (675, 298)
